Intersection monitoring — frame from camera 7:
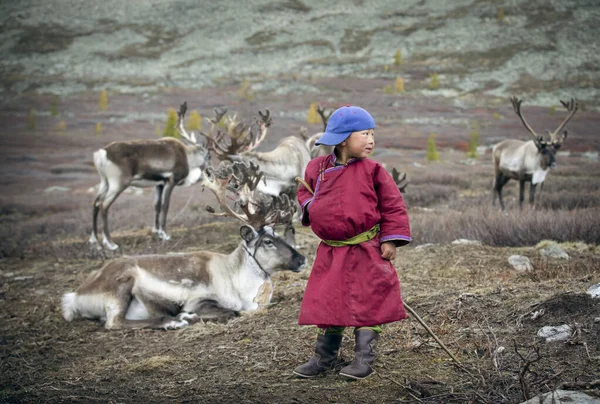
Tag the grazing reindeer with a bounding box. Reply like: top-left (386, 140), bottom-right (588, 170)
top-left (89, 102), bottom-right (209, 250)
top-left (493, 96), bottom-right (578, 209)
top-left (202, 108), bottom-right (311, 246)
top-left (63, 161), bottom-right (306, 330)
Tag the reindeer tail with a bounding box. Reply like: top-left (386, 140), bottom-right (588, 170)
top-left (62, 292), bottom-right (78, 322)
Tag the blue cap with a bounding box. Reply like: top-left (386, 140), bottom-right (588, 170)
top-left (315, 105), bottom-right (376, 146)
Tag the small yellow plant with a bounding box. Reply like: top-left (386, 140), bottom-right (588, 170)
top-left (467, 122), bottom-right (480, 158)
top-left (384, 84), bottom-right (393, 94)
top-left (394, 49), bottom-right (402, 66)
top-left (493, 112), bottom-right (501, 120)
top-left (57, 120), bottom-right (67, 132)
top-left (50, 95), bottom-right (59, 117)
top-left (95, 122), bottom-right (102, 134)
top-left (27, 109), bottom-right (36, 130)
top-left (429, 73), bottom-right (439, 90)
top-left (99, 89), bottom-right (108, 112)
top-left (497, 7), bottom-right (504, 21)
top-left (426, 133), bottom-right (440, 162)
top-left (163, 108), bottom-right (179, 138)
top-left (549, 105), bottom-right (556, 116)
top-left (187, 110), bottom-right (202, 131)
top-left (238, 79), bottom-right (254, 100)
top-left (155, 123), bottom-right (161, 137)
top-left (384, 64), bottom-right (389, 72)
top-left (307, 102), bottom-right (321, 124)
top-left (395, 77), bottom-right (405, 93)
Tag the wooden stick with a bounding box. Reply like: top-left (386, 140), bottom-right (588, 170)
top-left (404, 302), bottom-right (461, 365)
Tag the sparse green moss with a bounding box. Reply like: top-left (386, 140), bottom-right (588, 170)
top-left (384, 84), bottom-right (393, 94)
top-left (99, 89), bottom-right (108, 112)
top-left (429, 73), bottom-right (439, 90)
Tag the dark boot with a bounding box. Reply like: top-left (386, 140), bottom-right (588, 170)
top-left (339, 328), bottom-right (379, 380)
top-left (293, 333), bottom-right (343, 378)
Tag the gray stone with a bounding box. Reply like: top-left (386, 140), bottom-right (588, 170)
top-left (451, 239), bottom-right (482, 246)
top-left (539, 245), bottom-right (570, 260)
top-left (508, 255), bottom-right (533, 272)
top-left (537, 325), bottom-right (572, 342)
top-left (587, 283), bottom-right (600, 299)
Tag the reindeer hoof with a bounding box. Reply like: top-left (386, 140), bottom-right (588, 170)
top-left (177, 313), bottom-right (199, 323)
top-left (162, 319), bottom-right (189, 330)
top-left (157, 231), bottom-right (171, 241)
top-left (102, 239), bottom-right (120, 251)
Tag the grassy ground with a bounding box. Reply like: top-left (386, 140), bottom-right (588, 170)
top-left (0, 85), bottom-right (599, 403)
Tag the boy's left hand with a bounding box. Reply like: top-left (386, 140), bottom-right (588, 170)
top-left (380, 241), bottom-right (396, 260)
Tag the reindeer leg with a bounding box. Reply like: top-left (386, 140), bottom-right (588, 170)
top-left (192, 299), bottom-right (239, 323)
top-left (100, 180), bottom-right (127, 250)
top-left (122, 290), bottom-right (189, 330)
top-left (519, 180), bottom-right (526, 210)
top-left (157, 179), bottom-right (175, 241)
top-left (529, 183), bottom-right (537, 207)
top-left (90, 178), bottom-right (108, 245)
top-left (495, 174), bottom-right (509, 210)
top-left (152, 184), bottom-right (164, 234)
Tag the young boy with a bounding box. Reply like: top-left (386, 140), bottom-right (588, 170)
top-left (294, 105), bottom-right (411, 380)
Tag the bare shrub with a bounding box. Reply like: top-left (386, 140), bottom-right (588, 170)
top-left (411, 206), bottom-right (600, 246)
top-left (537, 191), bottom-right (600, 210)
top-left (409, 172), bottom-right (472, 189)
top-left (403, 184), bottom-right (457, 207)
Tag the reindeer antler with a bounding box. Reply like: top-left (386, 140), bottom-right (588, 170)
top-left (391, 168), bottom-right (409, 193)
top-left (202, 161), bottom-right (295, 229)
top-left (316, 105), bottom-right (332, 132)
top-left (510, 96), bottom-right (544, 145)
top-left (200, 108), bottom-right (271, 160)
top-left (549, 98), bottom-right (578, 145)
top-left (176, 101), bottom-right (199, 145)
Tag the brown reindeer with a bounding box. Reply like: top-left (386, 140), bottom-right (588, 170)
top-left (90, 102), bottom-right (209, 250)
top-left (64, 160), bottom-right (305, 330)
top-left (493, 96), bottom-right (578, 209)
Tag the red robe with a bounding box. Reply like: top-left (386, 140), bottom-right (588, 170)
top-left (297, 153), bottom-right (411, 327)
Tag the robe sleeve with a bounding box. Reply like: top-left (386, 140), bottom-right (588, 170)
top-left (297, 158), bottom-right (319, 226)
top-left (374, 164), bottom-right (411, 246)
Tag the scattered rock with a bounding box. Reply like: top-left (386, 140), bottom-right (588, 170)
top-left (582, 151), bottom-right (599, 161)
top-left (537, 324), bottom-right (572, 342)
top-left (44, 186), bottom-right (71, 193)
top-left (539, 245), bottom-right (569, 260)
top-left (13, 275), bottom-right (34, 281)
top-left (587, 283), bottom-right (600, 298)
top-left (451, 239), bottom-right (482, 246)
top-left (519, 389), bottom-right (600, 404)
top-left (508, 255), bottom-right (533, 272)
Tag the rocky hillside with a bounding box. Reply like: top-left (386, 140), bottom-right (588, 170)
top-left (1, 0), bottom-right (599, 107)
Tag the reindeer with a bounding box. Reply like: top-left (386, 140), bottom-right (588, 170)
top-left (201, 108), bottom-right (311, 245)
top-left (89, 102), bottom-right (209, 250)
top-left (493, 96), bottom-right (578, 210)
top-left (63, 161), bottom-right (306, 330)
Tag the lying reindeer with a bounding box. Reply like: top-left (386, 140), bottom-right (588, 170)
top-left (90, 102), bottom-right (209, 250)
top-left (64, 161), bottom-right (306, 330)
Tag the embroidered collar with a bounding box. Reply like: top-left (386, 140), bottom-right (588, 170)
top-left (329, 151), bottom-right (359, 167)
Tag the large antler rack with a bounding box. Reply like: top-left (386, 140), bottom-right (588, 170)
top-left (316, 104), bottom-right (332, 132)
top-left (202, 160), bottom-right (296, 229)
top-left (510, 96), bottom-right (578, 147)
top-left (200, 108), bottom-right (272, 161)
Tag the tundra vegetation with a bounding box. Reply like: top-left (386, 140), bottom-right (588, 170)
top-left (0, 88), bottom-right (598, 403)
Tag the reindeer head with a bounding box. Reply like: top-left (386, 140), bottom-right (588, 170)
top-left (202, 160), bottom-right (305, 274)
top-left (510, 96), bottom-right (578, 168)
top-left (177, 102), bottom-right (211, 170)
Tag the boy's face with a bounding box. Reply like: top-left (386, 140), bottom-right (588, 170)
top-left (340, 129), bottom-right (375, 159)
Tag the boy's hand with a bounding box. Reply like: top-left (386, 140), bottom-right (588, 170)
top-left (380, 241), bottom-right (396, 260)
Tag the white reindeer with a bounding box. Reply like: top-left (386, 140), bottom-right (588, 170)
top-left (64, 161), bottom-right (306, 330)
top-left (493, 96), bottom-right (578, 209)
top-left (89, 102), bottom-right (209, 250)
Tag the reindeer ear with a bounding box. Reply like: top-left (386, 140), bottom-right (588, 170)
top-left (240, 225), bottom-right (258, 243)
